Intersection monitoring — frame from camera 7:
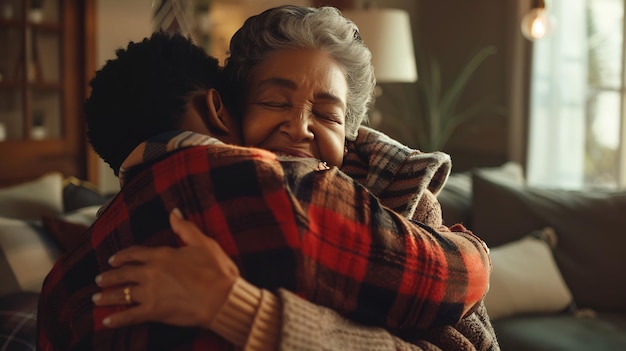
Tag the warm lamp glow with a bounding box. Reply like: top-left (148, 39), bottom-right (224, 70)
top-left (521, 7), bottom-right (555, 41)
top-left (342, 8), bottom-right (417, 83)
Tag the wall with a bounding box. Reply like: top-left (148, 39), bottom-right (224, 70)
top-left (205, 0), bottom-right (310, 64)
top-left (370, 1), bottom-right (529, 172)
top-left (95, 0), bottom-right (153, 194)
top-left (93, 0), bottom-right (530, 193)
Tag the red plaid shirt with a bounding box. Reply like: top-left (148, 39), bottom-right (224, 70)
top-left (37, 131), bottom-right (490, 351)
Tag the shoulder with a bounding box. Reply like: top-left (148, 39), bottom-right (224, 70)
top-left (161, 144), bottom-right (283, 171)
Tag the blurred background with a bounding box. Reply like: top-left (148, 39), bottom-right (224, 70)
top-left (1, 0), bottom-right (624, 194)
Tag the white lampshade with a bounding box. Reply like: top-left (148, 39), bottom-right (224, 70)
top-left (343, 8), bottom-right (417, 83)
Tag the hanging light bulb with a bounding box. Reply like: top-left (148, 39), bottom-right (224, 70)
top-left (521, 0), bottom-right (556, 41)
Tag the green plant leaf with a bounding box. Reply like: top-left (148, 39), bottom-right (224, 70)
top-left (439, 46), bottom-right (497, 123)
top-left (415, 45), bottom-right (499, 151)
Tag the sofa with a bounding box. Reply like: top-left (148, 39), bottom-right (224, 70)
top-left (438, 162), bottom-right (626, 351)
top-left (2, 163), bottom-right (626, 351)
top-left (0, 172), bottom-right (108, 351)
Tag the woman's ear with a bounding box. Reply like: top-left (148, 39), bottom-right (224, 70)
top-left (204, 89), bottom-right (230, 135)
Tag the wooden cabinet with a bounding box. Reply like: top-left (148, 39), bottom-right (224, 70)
top-left (0, 0), bottom-right (94, 187)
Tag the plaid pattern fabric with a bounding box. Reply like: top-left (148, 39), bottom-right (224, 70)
top-left (37, 131), bottom-right (490, 351)
top-left (341, 126), bottom-right (451, 220)
top-left (1, 292), bottom-right (38, 351)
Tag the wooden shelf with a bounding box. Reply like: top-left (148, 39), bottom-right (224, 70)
top-left (0, 1), bottom-right (95, 188)
top-left (29, 82), bottom-right (63, 90)
top-left (31, 22), bottom-right (61, 33)
top-left (0, 81), bottom-right (22, 89)
top-left (0, 18), bottom-right (24, 27)
top-left (0, 81), bottom-right (63, 90)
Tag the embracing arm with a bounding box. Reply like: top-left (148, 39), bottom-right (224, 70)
top-left (97, 211), bottom-right (495, 351)
top-left (283, 164), bottom-right (491, 331)
top-left (341, 126), bottom-right (452, 220)
top-left (212, 284), bottom-right (498, 351)
top-left (38, 137), bottom-right (493, 351)
top-left (95, 144), bottom-right (489, 333)
top-left (277, 289), bottom-right (499, 351)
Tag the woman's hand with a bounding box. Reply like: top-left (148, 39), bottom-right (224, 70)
top-left (92, 208), bottom-right (240, 329)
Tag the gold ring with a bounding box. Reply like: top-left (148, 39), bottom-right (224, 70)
top-left (123, 286), bottom-right (132, 305)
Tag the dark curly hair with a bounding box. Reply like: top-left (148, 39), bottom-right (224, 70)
top-left (85, 31), bottom-right (221, 176)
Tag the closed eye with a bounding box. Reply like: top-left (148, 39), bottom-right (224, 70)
top-left (258, 101), bottom-right (290, 108)
top-left (313, 110), bottom-right (343, 124)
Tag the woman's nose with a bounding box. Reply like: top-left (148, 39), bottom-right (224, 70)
top-left (280, 111), bottom-right (314, 141)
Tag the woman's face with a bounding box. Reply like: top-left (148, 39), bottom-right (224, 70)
top-left (242, 48), bottom-right (347, 167)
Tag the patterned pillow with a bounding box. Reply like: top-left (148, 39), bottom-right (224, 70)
top-left (0, 217), bottom-right (60, 297)
top-left (0, 292), bottom-right (39, 351)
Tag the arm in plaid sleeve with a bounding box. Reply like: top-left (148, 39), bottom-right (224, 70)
top-left (341, 126), bottom-right (452, 220)
top-left (37, 142), bottom-right (490, 350)
top-left (279, 161), bottom-right (490, 331)
top-left (136, 143), bottom-right (490, 331)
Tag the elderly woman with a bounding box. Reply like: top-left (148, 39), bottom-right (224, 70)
top-left (38, 5), bottom-right (498, 351)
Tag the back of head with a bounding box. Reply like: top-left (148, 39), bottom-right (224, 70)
top-left (85, 31), bottom-right (220, 176)
top-left (221, 5), bottom-right (376, 141)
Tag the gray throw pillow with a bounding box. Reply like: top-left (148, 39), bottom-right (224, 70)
top-left (0, 217), bottom-right (60, 297)
top-left (438, 162), bottom-right (525, 228)
top-left (438, 172), bottom-right (472, 227)
top-left (472, 171), bottom-right (626, 313)
top-left (0, 173), bottom-right (64, 221)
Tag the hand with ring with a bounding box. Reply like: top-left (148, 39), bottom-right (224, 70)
top-left (91, 209), bottom-right (240, 329)
top-left (123, 286), bottom-right (132, 305)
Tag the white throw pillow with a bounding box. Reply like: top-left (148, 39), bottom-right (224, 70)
top-left (484, 227), bottom-right (573, 320)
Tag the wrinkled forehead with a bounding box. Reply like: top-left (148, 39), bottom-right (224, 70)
top-left (248, 48), bottom-right (347, 101)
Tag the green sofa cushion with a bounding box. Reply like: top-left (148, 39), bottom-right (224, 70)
top-left (493, 313), bottom-right (626, 351)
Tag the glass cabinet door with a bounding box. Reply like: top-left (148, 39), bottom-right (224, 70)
top-left (0, 0), bottom-right (93, 187)
top-left (0, 0), bottom-right (61, 141)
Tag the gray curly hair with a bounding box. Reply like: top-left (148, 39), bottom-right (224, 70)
top-left (221, 5), bottom-right (376, 141)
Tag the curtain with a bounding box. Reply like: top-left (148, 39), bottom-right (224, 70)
top-left (527, 0), bottom-right (589, 189)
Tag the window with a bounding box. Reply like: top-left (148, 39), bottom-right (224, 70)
top-left (528, 0), bottom-right (625, 190)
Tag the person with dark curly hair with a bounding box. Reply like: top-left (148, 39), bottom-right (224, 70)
top-left (37, 6), bottom-right (497, 351)
top-left (83, 31), bottom-right (228, 177)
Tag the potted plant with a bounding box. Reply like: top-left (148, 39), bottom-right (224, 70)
top-left (381, 45), bottom-right (504, 152)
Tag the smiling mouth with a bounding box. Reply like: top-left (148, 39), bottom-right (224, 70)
top-left (270, 149), bottom-right (313, 159)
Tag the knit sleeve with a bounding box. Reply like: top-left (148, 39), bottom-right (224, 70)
top-left (209, 277), bottom-right (281, 351)
top-left (277, 290), bottom-right (499, 351)
top-left (277, 289), bottom-right (428, 351)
